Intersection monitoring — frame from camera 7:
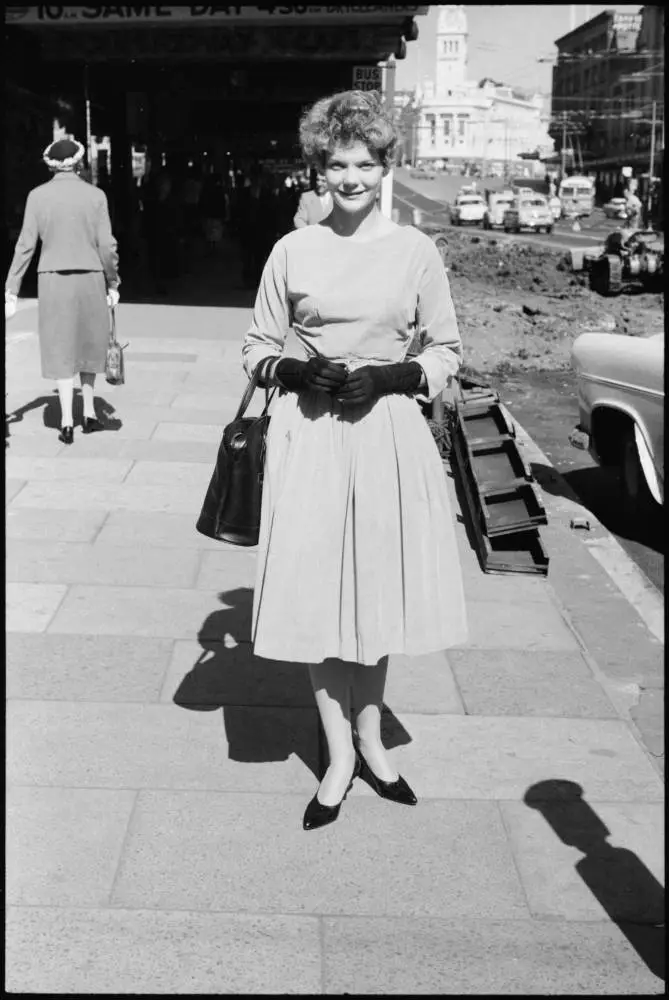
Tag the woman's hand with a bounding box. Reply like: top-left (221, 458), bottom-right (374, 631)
top-left (275, 357), bottom-right (347, 393)
top-left (336, 363), bottom-right (423, 406)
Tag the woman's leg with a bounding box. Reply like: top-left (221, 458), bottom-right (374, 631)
top-left (79, 372), bottom-right (96, 420)
top-left (351, 656), bottom-right (398, 782)
top-left (308, 659), bottom-right (356, 805)
top-left (56, 377), bottom-right (75, 428)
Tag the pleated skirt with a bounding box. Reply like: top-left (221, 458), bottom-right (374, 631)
top-left (252, 389), bottom-right (468, 666)
top-left (37, 270), bottom-right (109, 379)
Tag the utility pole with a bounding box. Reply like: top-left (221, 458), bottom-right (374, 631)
top-left (561, 110), bottom-right (567, 179)
top-left (647, 99), bottom-right (656, 223)
top-left (380, 54), bottom-right (396, 219)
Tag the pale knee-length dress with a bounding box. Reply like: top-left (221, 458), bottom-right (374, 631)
top-left (242, 223), bottom-right (468, 665)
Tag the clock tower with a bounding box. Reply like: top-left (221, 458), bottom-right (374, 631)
top-left (436, 5), bottom-right (468, 95)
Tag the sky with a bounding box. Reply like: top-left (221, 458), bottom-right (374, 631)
top-left (395, 4), bottom-right (642, 96)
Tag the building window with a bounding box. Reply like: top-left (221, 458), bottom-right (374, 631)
top-left (457, 114), bottom-right (468, 142)
top-left (442, 115), bottom-right (452, 142)
top-left (426, 115), bottom-right (436, 146)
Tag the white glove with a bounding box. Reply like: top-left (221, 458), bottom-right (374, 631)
top-left (5, 292), bottom-right (17, 320)
top-left (107, 288), bottom-right (120, 309)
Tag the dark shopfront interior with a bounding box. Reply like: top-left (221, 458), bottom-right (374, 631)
top-left (5, 15), bottom-right (413, 305)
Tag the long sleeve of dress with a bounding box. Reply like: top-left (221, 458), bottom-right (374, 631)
top-left (95, 192), bottom-right (120, 290)
top-left (242, 239), bottom-right (292, 379)
top-left (412, 239), bottom-right (462, 401)
top-left (5, 191), bottom-right (39, 297)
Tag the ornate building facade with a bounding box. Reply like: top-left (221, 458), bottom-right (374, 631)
top-left (414, 5), bottom-right (553, 174)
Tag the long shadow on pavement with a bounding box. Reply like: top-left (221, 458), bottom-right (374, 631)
top-left (171, 588), bottom-right (412, 782)
top-left (525, 779), bottom-right (665, 981)
top-left (5, 390), bottom-right (122, 446)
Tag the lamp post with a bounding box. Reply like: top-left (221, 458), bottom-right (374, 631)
top-left (380, 55), bottom-right (396, 219)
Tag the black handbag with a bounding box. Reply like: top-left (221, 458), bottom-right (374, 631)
top-left (196, 364), bottom-right (276, 546)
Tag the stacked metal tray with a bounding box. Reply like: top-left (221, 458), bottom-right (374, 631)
top-left (451, 384), bottom-right (549, 575)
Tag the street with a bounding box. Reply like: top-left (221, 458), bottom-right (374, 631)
top-left (393, 169), bottom-right (664, 596)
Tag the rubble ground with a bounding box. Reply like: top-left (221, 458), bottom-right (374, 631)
top-left (440, 230), bottom-right (664, 376)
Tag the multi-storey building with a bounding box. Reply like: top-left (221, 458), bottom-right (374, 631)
top-left (414, 5), bottom-right (553, 176)
top-left (549, 6), bottom-right (663, 202)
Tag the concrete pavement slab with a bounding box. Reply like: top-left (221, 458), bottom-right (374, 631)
top-left (5, 478), bottom-right (27, 503)
top-left (4, 434), bottom-right (67, 457)
top-left (61, 438), bottom-right (219, 463)
top-left (95, 511), bottom-right (235, 550)
top-left (454, 598), bottom-right (579, 650)
top-left (152, 422), bottom-right (222, 443)
top-left (194, 549), bottom-right (258, 590)
top-left (459, 566), bottom-right (554, 603)
top-left (6, 787), bottom-right (136, 906)
top-left (6, 507), bottom-right (108, 543)
top-left (12, 480), bottom-right (200, 514)
top-left (448, 649), bottom-right (618, 718)
top-left (6, 907), bottom-right (322, 995)
top-left (322, 917), bottom-right (664, 995)
top-left (46, 584), bottom-right (250, 639)
top-left (7, 701), bottom-right (320, 792)
top-left (384, 651), bottom-right (465, 714)
top-left (122, 460), bottom-right (213, 489)
top-left (6, 582), bottom-right (68, 632)
top-left (6, 634), bottom-right (174, 701)
top-left (387, 715), bottom-right (663, 801)
top-left (129, 351), bottom-right (198, 363)
top-left (159, 639), bottom-right (318, 709)
top-left (109, 792), bottom-right (528, 919)
top-left (500, 800), bottom-right (665, 924)
top-left (170, 392), bottom-right (246, 412)
top-left (124, 337), bottom-right (232, 356)
top-left (6, 456), bottom-right (133, 482)
top-left (107, 403), bottom-right (231, 425)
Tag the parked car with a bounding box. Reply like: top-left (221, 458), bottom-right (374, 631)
top-left (570, 332), bottom-right (664, 515)
top-left (409, 165), bottom-right (437, 180)
top-left (450, 193), bottom-right (487, 226)
top-left (503, 195), bottom-right (554, 233)
top-left (603, 197), bottom-right (630, 220)
top-left (483, 190), bottom-right (514, 229)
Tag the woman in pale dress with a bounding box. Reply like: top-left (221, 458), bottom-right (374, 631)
top-left (242, 90), bottom-right (467, 831)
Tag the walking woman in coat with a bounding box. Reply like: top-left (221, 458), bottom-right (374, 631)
top-left (5, 138), bottom-right (120, 444)
top-left (242, 91), bottom-right (468, 831)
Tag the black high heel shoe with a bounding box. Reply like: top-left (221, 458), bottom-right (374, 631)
top-left (58, 426), bottom-right (74, 445)
top-left (357, 749), bottom-right (417, 806)
top-left (303, 757), bottom-right (361, 831)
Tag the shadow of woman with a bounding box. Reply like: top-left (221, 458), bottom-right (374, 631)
top-left (5, 388), bottom-right (122, 445)
top-left (524, 779), bottom-right (665, 981)
top-left (171, 588), bottom-right (413, 784)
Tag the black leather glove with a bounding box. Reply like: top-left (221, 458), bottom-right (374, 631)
top-left (335, 362), bottom-right (423, 407)
top-left (275, 357), bottom-right (348, 394)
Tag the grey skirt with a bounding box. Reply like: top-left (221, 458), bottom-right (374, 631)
top-left (37, 270), bottom-right (110, 379)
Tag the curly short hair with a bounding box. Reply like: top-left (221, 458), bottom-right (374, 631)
top-left (299, 90), bottom-right (400, 171)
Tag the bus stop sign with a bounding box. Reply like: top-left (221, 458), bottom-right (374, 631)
top-left (352, 66), bottom-right (382, 92)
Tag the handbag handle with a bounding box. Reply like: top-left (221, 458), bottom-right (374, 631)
top-left (234, 360), bottom-right (276, 422)
top-left (108, 306), bottom-right (129, 350)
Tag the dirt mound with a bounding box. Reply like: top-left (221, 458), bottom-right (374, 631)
top-left (436, 230), bottom-right (664, 375)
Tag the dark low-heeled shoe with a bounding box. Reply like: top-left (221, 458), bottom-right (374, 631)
top-left (82, 417), bottom-right (103, 434)
top-left (58, 426), bottom-right (74, 445)
top-left (303, 757), bottom-right (361, 831)
top-left (357, 750), bottom-right (417, 806)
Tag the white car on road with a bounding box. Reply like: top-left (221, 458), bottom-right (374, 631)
top-left (571, 332), bottom-right (664, 514)
top-left (450, 193), bottom-right (487, 226)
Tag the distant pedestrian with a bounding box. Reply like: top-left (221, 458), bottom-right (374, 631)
top-left (4, 138), bottom-right (120, 444)
top-left (624, 188), bottom-right (642, 229)
top-left (243, 89), bottom-right (467, 832)
top-left (293, 170), bottom-right (333, 228)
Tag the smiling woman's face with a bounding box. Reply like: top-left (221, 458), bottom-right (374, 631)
top-left (324, 142), bottom-right (386, 214)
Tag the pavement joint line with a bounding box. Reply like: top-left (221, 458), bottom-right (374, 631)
top-left (500, 403), bottom-right (664, 645)
top-left (105, 788), bottom-right (140, 907)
